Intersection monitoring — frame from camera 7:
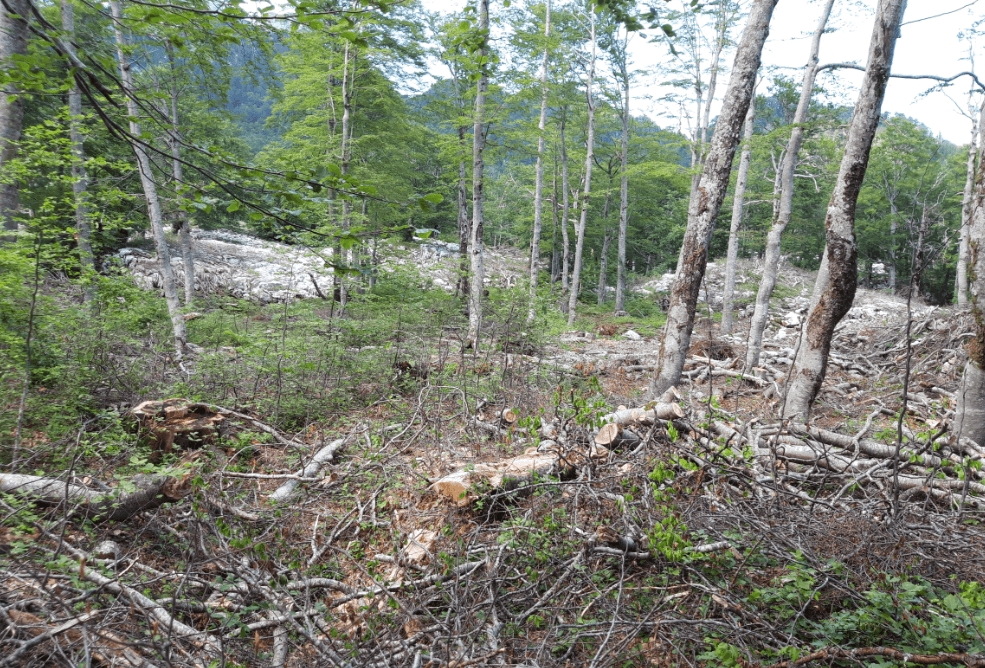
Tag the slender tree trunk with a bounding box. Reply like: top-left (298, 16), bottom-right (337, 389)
top-left (111, 0), bottom-right (186, 355)
top-left (615, 27), bottom-right (631, 313)
top-left (567, 9), bottom-right (596, 327)
top-left (687, 6), bottom-right (729, 202)
top-left (721, 93), bottom-right (757, 336)
top-left (784, 0), bottom-right (906, 420)
top-left (550, 159), bottom-right (559, 285)
top-left (338, 40), bottom-right (355, 307)
top-left (559, 113), bottom-right (571, 295)
top-left (527, 0), bottom-right (551, 324)
top-left (649, 0), bottom-right (777, 397)
top-left (958, 100), bottom-right (981, 307)
top-left (597, 224), bottom-right (610, 306)
top-left (745, 0), bottom-right (834, 367)
top-left (457, 127), bottom-right (470, 300)
top-left (888, 198), bottom-right (898, 291)
top-left (467, 0), bottom-right (489, 349)
top-left (164, 40), bottom-right (195, 306)
top-left (0, 0), bottom-right (27, 234)
top-left (597, 182), bottom-right (613, 305)
top-left (61, 0), bottom-right (94, 298)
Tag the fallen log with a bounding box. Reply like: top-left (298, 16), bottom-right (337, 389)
top-left (788, 423), bottom-right (942, 468)
top-left (0, 472), bottom-right (193, 522)
top-left (599, 403), bottom-right (684, 427)
top-left (431, 444), bottom-right (607, 506)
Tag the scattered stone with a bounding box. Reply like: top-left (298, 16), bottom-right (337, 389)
top-left (622, 329), bottom-right (642, 341)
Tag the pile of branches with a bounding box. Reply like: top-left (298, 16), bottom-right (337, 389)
top-left (3, 375), bottom-right (985, 667)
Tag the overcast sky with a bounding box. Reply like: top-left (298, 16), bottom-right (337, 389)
top-left (422, 0), bottom-right (985, 146)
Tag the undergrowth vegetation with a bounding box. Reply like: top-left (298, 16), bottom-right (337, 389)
top-left (4, 250), bottom-right (985, 667)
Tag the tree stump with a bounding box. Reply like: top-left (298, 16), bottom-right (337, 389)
top-left (129, 398), bottom-right (225, 460)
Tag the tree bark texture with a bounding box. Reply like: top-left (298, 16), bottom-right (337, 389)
top-left (649, 0), bottom-right (777, 397)
top-left (615, 26), bottom-right (630, 313)
top-left (958, 100), bottom-right (981, 307)
top-left (783, 0), bottom-right (906, 420)
top-left (0, 0), bottom-right (27, 233)
top-left (528, 0), bottom-right (551, 325)
top-left (0, 472), bottom-right (192, 522)
top-left (457, 127), bottom-right (470, 300)
top-left (165, 40), bottom-right (196, 307)
top-left (559, 111), bottom-right (571, 294)
top-left (467, 0), bottom-right (489, 348)
top-left (567, 9), bottom-right (596, 327)
top-left (338, 40), bottom-right (355, 307)
top-left (956, 96), bottom-right (985, 447)
top-left (720, 93), bottom-right (756, 336)
top-left (745, 0), bottom-right (834, 367)
top-left (61, 0), bottom-right (94, 296)
top-left (597, 222), bottom-right (610, 305)
top-left (111, 0), bottom-right (187, 355)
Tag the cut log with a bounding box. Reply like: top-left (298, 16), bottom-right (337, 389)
top-left (599, 403), bottom-right (684, 427)
top-left (431, 448), bottom-right (579, 506)
top-left (658, 386), bottom-right (682, 404)
top-left (594, 423), bottom-right (642, 449)
top-left (498, 408), bottom-right (518, 425)
top-left (0, 472), bottom-right (193, 522)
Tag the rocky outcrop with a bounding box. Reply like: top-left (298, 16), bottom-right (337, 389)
top-left (118, 229), bottom-right (333, 303)
top-left (117, 228), bottom-right (529, 303)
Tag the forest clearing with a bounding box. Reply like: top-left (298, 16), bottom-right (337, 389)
top-left (6, 0), bottom-right (985, 665)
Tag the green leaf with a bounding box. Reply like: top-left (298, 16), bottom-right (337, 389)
top-left (226, 200), bottom-right (241, 213)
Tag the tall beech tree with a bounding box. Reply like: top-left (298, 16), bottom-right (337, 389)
top-left (783, 0), bottom-right (907, 420)
top-left (566, 0), bottom-right (597, 327)
top-left (163, 40), bottom-right (196, 306)
top-left (111, 0), bottom-right (187, 355)
top-left (431, 12), bottom-right (479, 301)
top-left (957, 109), bottom-right (985, 447)
top-left (649, 0), bottom-right (777, 397)
top-left (527, 0), bottom-right (551, 324)
top-left (744, 0), bottom-right (834, 369)
top-left (607, 19), bottom-right (634, 313)
top-left (467, 0), bottom-right (490, 348)
top-left (958, 95), bottom-right (983, 307)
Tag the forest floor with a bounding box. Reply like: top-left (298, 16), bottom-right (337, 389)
top-left (3, 252), bottom-right (985, 668)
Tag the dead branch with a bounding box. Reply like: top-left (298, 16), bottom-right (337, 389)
top-left (268, 436), bottom-right (346, 501)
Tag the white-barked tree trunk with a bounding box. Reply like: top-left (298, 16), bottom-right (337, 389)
top-left (649, 0), bottom-right (777, 397)
top-left (111, 0), bottom-right (186, 355)
top-left (783, 0), bottom-right (907, 420)
top-left (745, 0), bottom-right (834, 368)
